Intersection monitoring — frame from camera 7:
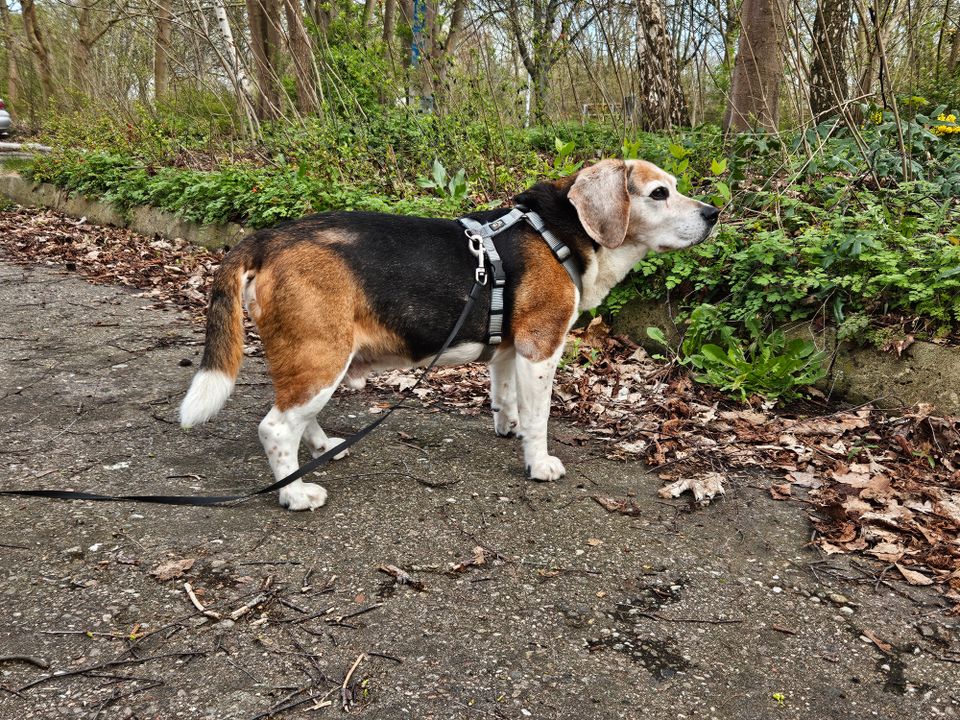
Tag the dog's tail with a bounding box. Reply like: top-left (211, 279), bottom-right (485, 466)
top-left (179, 244), bottom-right (253, 429)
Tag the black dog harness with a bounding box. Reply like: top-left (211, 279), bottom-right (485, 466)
top-left (458, 207), bottom-right (582, 345)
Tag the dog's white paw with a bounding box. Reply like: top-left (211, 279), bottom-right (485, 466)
top-left (279, 482), bottom-right (328, 511)
top-left (658, 472), bottom-right (726, 505)
top-left (312, 437), bottom-right (349, 461)
top-left (494, 412), bottom-right (519, 438)
top-left (526, 455), bottom-right (566, 482)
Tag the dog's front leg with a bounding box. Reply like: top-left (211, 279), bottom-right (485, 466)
top-left (489, 345), bottom-right (519, 437)
top-left (515, 349), bottom-right (565, 481)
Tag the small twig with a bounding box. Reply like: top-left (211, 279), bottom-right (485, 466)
top-left (0, 655), bottom-right (49, 669)
top-left (92, 680), bottom-right (164, 720)
top-left (368, 651), bottom-right (402, 664)
top-left (19, 651), bottom-right (205, 692)
top-left (328, 604), bottom-right (383, 625)
top-left (37, 629), bottom-right (125, 638)
top-left (771, 624), bottom-right (797, 636)
top-left (341, 653), bottom-right (366, 711)
top-left (0, 684), bottom-right (26, 699)
top-left (248, 686), bottom-right (314, 720)
top-left (184, 582), bottom-right (222, 619)
top-left (230, 593), bottom-right (268, 621)
top-left (279, 597), bottom-right (312, 614)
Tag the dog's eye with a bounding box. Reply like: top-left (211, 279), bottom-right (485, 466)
top-left (650, 187), bottom-right (669, 200)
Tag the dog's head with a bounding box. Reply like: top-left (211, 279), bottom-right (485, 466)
top-left (567, 159), bottom-right (719, 253)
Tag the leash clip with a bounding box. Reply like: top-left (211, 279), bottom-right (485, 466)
top-left (466, 230), bottom-right (488, 285)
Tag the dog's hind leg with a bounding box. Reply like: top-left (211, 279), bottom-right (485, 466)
top-left (259, 366), bottom-right (349, 511)
top-left (489, 345), bottom-right (519, 438)
top-left (303, 417), bottom-right (349, 460)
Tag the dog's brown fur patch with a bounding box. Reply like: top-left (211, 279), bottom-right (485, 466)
top-left (511, 228), bottom-right (578, 362)
top-left (250, 240), bottom-right (409, 410)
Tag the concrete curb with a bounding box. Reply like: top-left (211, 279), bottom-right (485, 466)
top-left (0, 172), bottom-right (250, 249)
top-left (611, 295), bottom-right (960, 415)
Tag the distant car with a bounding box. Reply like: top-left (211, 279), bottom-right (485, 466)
top-left (0, 98), bottom-right (11, 135)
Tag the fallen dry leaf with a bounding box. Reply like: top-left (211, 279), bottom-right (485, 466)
top-left (378, 564), bottom-right (425, 591)
top-left (592, 495), bottom-right (643, 516)
top-left (658, 473), bottom-right (726, 504)
top-left (448, 546), bottom-right (490, 574)
top-left (861, 628), bottom-right (893, 654)
top-left (770, 483), bottom-right (792, 500)
top-left (151, 558), bottom-right (195, 582)
top-left (896, 564), bottom-right (934, 586)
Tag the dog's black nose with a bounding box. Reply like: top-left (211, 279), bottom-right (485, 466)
top-left (701, 205), bottom-right (720, 226)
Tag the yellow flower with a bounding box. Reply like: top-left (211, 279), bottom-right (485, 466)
top-left (933, 112), bottom-right (959, 136)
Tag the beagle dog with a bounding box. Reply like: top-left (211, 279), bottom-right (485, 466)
top-left (179, 159), bottom-right (719, 510)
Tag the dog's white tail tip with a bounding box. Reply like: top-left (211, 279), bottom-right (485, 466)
top-left (179, 370), bottom-right (235, 428)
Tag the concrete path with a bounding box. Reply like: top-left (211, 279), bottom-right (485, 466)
top-left (0, 261), bottom-right (956, 719)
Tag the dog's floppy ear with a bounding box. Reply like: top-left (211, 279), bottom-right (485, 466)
top-left (568, 159), bottom-right (630, 249)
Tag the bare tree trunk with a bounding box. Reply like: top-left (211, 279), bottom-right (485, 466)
top-left (21, 0), bottom-right (54, 102)
top-left (284, 0), bottom-right (319, 114)
top-left (383, 0), bottom-right (397, 60)
top-left (246, 0), bottom-right (282, 120)
top-left (0, 0), bottom-right (20, 114)
top-left (400, 0), bottom-right (414, 69)
top-left (154, 0), bottom-right (173, 99)
top-left (429, 0), bottom-right (467, 92)
top-left (634, 0), bottom-right (689, 129)
top-left (935, 0), bottom-right (953, 76)
top-left (362, 0), bottom-right (378, 28)
top-left (949, 14), bottom-right (960, 74)
top-left (809, 0), bottom-right (852, 119)
top-left (501, 0), bottom-right (552, 124)
top-left (724, 0), bottom-right (784, 133)
top-left (314, 0), bottom-right (338, 33)
top-left (853, 0), bottom-right (900, 104)
top-left (72, 5), bottom-right (96, 97)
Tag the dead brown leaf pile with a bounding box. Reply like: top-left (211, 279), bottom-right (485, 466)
top-left (0, 206), bottom-right (222, 323)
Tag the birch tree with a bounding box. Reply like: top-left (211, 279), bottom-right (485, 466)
top-left (633, 0), bottom-right (689, 129)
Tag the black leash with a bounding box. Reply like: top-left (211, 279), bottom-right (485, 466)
top-left (1, 281), bottom-right (485, 507)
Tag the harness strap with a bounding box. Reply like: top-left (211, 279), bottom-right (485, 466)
top-left (0, 281), bottom-right (486, 507)
top-left (459, 216), bottom-right (507, 344)
top-left (519, 209), bottom-right (584, 296)
top-left (459, 208), bottom-right (582, 346)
